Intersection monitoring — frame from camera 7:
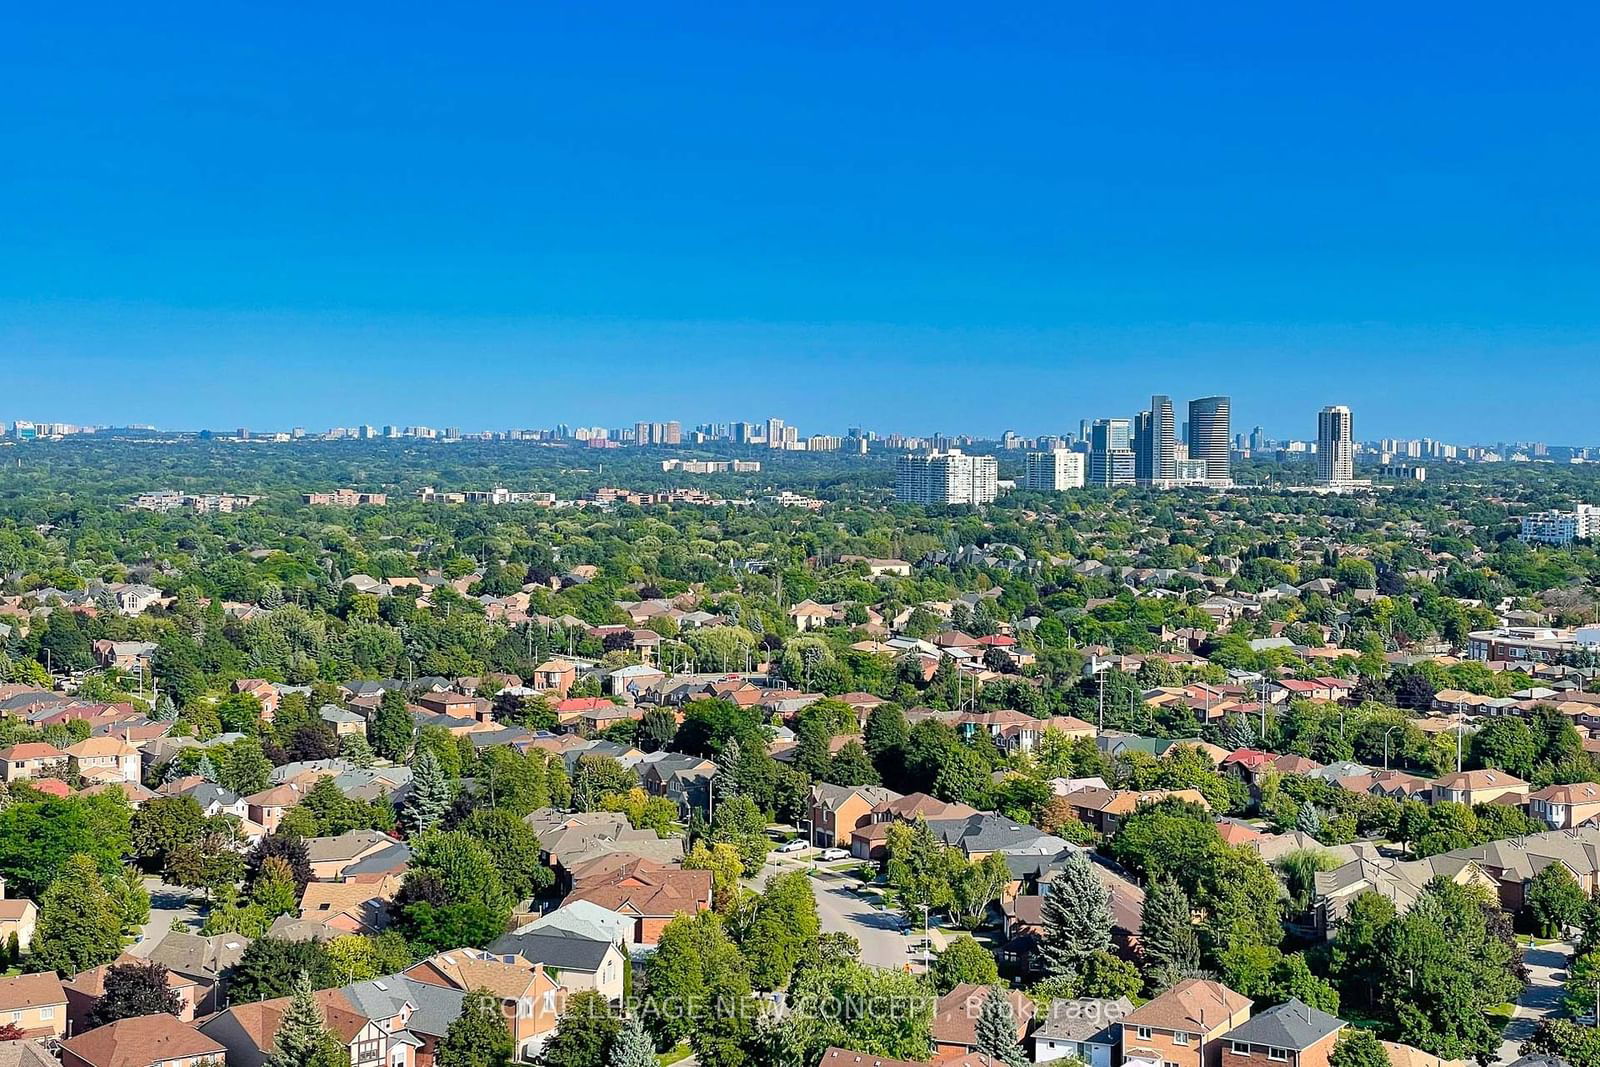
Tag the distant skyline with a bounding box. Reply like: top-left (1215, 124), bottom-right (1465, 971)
top-left (6, 5), bottom-right (1598, 439)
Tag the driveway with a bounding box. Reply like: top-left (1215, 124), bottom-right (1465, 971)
top-left (1496, 940), bottom-right (1572, 1065)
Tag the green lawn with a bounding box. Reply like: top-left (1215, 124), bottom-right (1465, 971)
top-left (659, 1044), bottom-right (692, 1066)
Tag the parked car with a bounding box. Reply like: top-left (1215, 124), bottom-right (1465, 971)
top-left (776, 839), bottom-right (808, 854)
top-left (819, 847), bottom-right (849, 861)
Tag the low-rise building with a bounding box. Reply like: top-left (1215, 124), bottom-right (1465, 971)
top-left (61, 1014), bottom-right (226, 1067)
top-left (1219, 998), bottom-right (1343, 1067)
top-left (1118, 979), bottom-right (1251, 1067)
top-left (1034, 997), bottom-right (1131, 1067)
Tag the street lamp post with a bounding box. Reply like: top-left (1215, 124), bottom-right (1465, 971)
top-left (1382, 725), bottom-right (1402, 770)
top-left (919, 903), bottom-right (931, 970)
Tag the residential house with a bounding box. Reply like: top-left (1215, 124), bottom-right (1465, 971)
top-left (64, 737), bottom-right (141, 784)
top-left (141, 931), bottom-right (250, 1015)
top-left (1429, 769), bottom-right (1529, 807)
top-left (1118, 979), bottom-right (1252, 1067)
top-left (1219, 999), bottom-right (1343, 1067)
top-left (805, 784), bottom-right (902, 849)
top-left (1065, 788), bottom-right (1211, 836)
top-left (561, 856), bottom-right (712, 946)
top-left (307, 830), bottom-right (412, 882)
top-left (788, 600), bottom-right (839, 632)
top-left (92, 640), bottom-right (158, 672)
top-left (486, 927), bottom-right (627, 1003)
top-left (64, 957), bottom-right (206, 1029)
top-left (61, 1015), bottom-right (226, 1067)
top-left (244, 783), bottom-right (305, 833)
top-left (512, 899), bottom-right (636, 957)
top-left (932, 984), bottom-right (1034, 1057)
top-left (415, 692), bottom-right (491, 723)
top-left (637, 753), bottom-right (718, 818)
top-left (1035, 997), bottom-right (1132, 1067)
top-left (0, 896), bottom-right (36, 954)
top-left (0, 743), bottom-right (64, 783)
top-left (530, 661), bottom-right (578, 699)
top-left (295, 877), bottom-right (401, 936)
top-left (0, 971), bottom-right (67, 1039)
top-left (201, 984), bottom-right (422, 1067)
top-left (404, 949), bottom-right (565, 1060)
top-left (1528, 783), bottom-right (1600, 829)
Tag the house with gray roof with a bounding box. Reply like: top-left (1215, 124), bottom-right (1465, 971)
top-left (1034, 997), bottom-right (1131, 1067)
top-left (1218, 997), bottom-right (1344, 1067)
top-left (488, 927), bottom-right (628, 1003)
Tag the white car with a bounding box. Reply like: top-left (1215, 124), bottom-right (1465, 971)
top-left (818, 847), bottom-right (849, 861)
top-left (776, 839), bottom-right (808, 854)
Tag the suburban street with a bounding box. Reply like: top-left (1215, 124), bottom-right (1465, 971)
top-left (1496, 940), bottom-right (1573, 1065)
top-left (753, 850), bottom-right (944, 972)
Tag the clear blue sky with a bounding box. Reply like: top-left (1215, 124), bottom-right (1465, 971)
top-left (4, 4), bottom-right (1597, 441)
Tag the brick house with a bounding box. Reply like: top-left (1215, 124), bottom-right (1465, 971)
top-left (61, 1014), bottom-right (226, 1067)
top-left (1118, 979), bottom-right (1252, 1067)
top-left (805, 783), bottom-right (902, 848)
top-left (561, 856), bottom-right (712, 946)
top-left (1219, 999), bottom-right (1344, 1067)
top-left (0, 743), bottom-right (65, 783)
top-left (63, 737), bottom-right (141, 784)
top-left (0, 971), bottom-right (68, 1039)
top-left (932, 984), bottom-right (1034, 1058)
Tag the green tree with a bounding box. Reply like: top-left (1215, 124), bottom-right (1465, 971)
top-left (402, 750), bottom-right (454, 835)
top-left (370, 690), bottom-right (415, 762)
top-left (644, 911), bottom-right (749, 1048)
top-left (264, 972), bottom-right (346, 1067)
top-left (436, 988), bottom-right (513, 1067)
top-left (1139, 877), bottom-right (1201, 993)
top-left (229, 939), bottom-right (337, 1003)
top-left (637, 709), bottom-right (677, 753)
top-left (684, 842), bottom-right (745, 913)
top-left (460, 808), bottom-right (554, 900)
top-left (31, 853), bottom-right (124, 974)
top-left (1037, 850), bottom-right (1111, 979)
top-left (974, 986), bottom-right (1027, 1067)
top-left (544, 991), bottom-right (621, 1067)
top-left (743, 871), bottom-right (820, 991)
top-left (930, 934), bottom-right (1000, 993)
top-left (130, 794), bottom-right (208, 870)
top-left (1329, 1029), bottom-right (1392, 1067)
top-left (1527, 862), bottom-right (1587, 937)
top-left (709, 794), bottom-right (771, 876)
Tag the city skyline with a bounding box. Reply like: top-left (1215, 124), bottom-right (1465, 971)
top-left (6, 5), bottom-right (1600, 439)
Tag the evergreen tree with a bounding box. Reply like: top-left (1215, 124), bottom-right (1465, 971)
top-left (1297, 801), bottom-right (1323, 837)
top-left (153, 693), bottom-right (178, 722)
top-left (436, 988), bottom-right (513, 1067)
top-left (402, 750), bottom-right (453, 835)
top-left (263, 973), bottom-right (342, 1067)
top-left (1037, 850), bottom-right (1112, 979)
top-left (717, 738), bottom-right (745, 802)
top-left (1222, 714), bottom-right (1255, 751)
top-left (608, 1014), bottom-right (657, 1067)
top-left (974, 986), bottom-right (1027, 1067)
top-left (1140, 877), bottom-right (1202, 993)
top-left (195, 754), bottom-right (218, 783)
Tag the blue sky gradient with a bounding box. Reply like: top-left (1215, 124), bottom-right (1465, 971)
top-left (4, 4), bottom-right (1597, 440)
